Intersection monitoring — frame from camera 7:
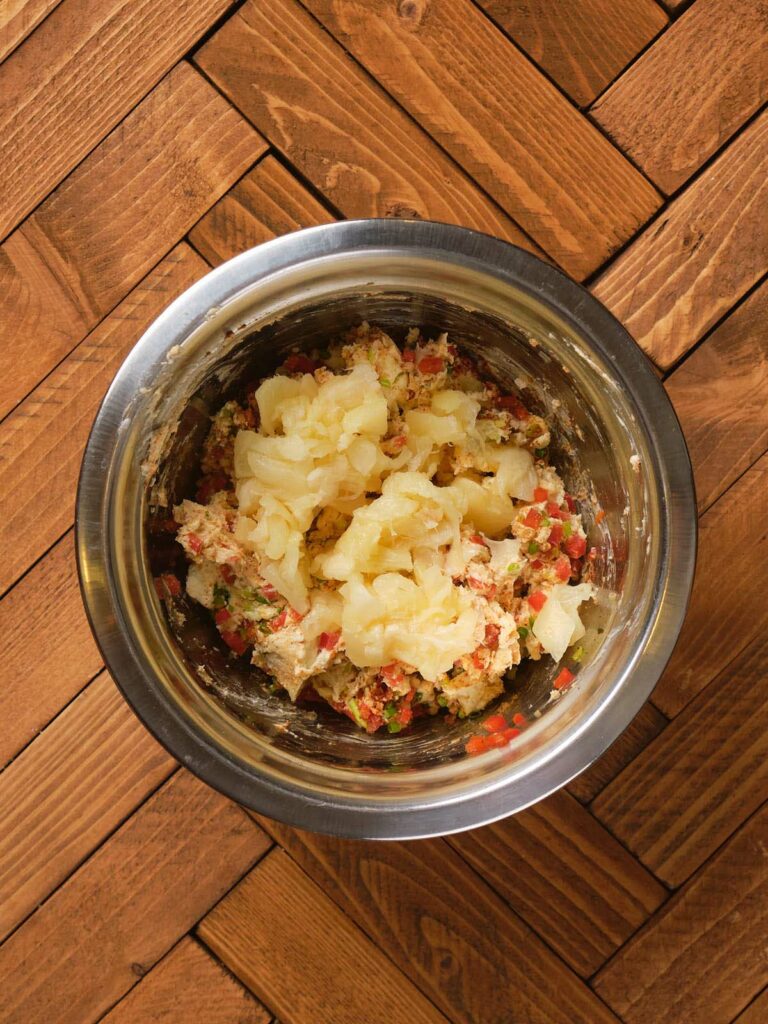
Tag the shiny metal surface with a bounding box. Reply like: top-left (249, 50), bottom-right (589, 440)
top-left (76, 219), bottom-right (697, 839)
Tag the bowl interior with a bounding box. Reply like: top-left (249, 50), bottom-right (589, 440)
top-left (129, 260), bottom-right (658, 792)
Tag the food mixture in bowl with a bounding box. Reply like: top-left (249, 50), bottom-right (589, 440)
top-left (157, 324), bottom-right (594, 736)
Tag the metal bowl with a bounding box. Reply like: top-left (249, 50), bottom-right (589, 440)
top-left (77, 219), bottom-right (696, 839)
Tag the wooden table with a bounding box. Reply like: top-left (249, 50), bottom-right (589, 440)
top-left (1, 1), bottom-right (766, 1021)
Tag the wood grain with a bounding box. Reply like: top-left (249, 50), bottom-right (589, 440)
top-left (478, 0), bottom-right (667, 107)
top-left (593, 636), bottom-right (768, 886)
top-left (594, 806), bottom-right (768, 1023)
top-left (298, 0), bottom-right (661, 279)
top-left (734, 988), bottom-right (768, 1024)
top-left (189, 156), bottom-right (334, 266)
top-left (0, 0), bottom-right (62, 62)
top-left (199, 848), bottom-right (452, 1024)
top-left (0, 0), bottom-right (236, 239)
top-left (567, 701), bottom-right (668, 803)
top-left (194, 1), bottom-right (548, 258)
top-left (0, 671), bottom-right (175, 941)
top-left (448, 789), bottom-right (666, 976)
top-left (0, 531), bottom-right (100, 768)
top-left (0, 244), bottom-right (206, 595)
top-left (592, 111), bottom-right (768, 370)
top-left (592, 0), bottom-right (768, 194)
top-left (0, 770), bottom-right (268, 1024)
top-left (652, 451), bottom-right (768, 716)
top-left (665, 279), bottom-right (768, 512)
top-left (253, 819), bottom-right (622, 1023)
top-left (0, 63), bottom-right (262, 421)
top-left (101, 938), bottom-right (270, 1024)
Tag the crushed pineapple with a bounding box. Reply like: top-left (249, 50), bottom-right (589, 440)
top-left (169, 323), bottom-right (594, 733)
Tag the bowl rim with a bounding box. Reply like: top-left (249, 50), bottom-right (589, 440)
top-left (76, 218), bottom-right (697, 839)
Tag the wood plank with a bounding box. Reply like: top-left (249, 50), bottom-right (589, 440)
top-left (0, 243), bottom-right (207, 594)
top-left (0, 671), bottom-right (175, 942)
top-left (567, 701), bottom-right (668, 803)
top-left (594, 805), bottom-right (768, 1024)
top-left (252, 818), bottom-right (622, 1023)
top-left (0, 0), bottom-right (236, 239)
top-left (199, 848), bottom-right (451, 1024)
top-left (189, 155), bottom-right (334, 266)
top-left (193, 1), bottom-right (549, 259)
top-left (296, 0), bottom-right (661, 279)
top-left (0, 770), bottom-right (268, 1024)
top-left (592, 112), bottom-right (768, 370)
top-left (665, 279), bottom-right (768, 513)
top-left (652, 451), bottom-right (768, 716)
top-left (0, 62), bottom-right (263, 421)
top-left (592, 0), bottom-right (768, 194)
top-left (593, 636), bottom-right (768, 887)
top-left (733, 988), bottom-right (768, 1024)
top-left (448, 789), bottom-right (666, 976)
top-left (478, 0), bottom-right (668, 107)
top-left (0, 0), bottom-right (62, 63)
top-left (101, 937), bottom-right (270, 1024)
top-left (0, 531), bottom-right (101, 768)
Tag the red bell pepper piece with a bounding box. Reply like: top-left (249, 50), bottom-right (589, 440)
top-left (418, 355), bottom-right (444, 374)
top-left (553, 667), bottom-right (575, 690)
top-left (528, 590), bottom-right (547, 613)
top-left (497, 395), bottom-right (529, 419)
top-left (283, 353), bottom-right (319, 374)
top-left (482, 713), bottom-right (507, 733)
top-left (221, 630), bottom-right (248, 656)
top-left (564, 534), bottom-right (587, 559)
top-left (523, 508), bottom-right (542, 530)
top-left (555, 555), bottom-right (571, 581)
top-left (484, 623), bottom-right (501, 649)
top-left (154, 573), bottom-right (182, 599)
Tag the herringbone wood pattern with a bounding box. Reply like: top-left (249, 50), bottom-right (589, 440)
top-left (0, 0), bottom-right (766, 1020)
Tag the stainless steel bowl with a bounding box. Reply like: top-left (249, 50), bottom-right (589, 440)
top-left (77, 219), bottom-right (696, 839)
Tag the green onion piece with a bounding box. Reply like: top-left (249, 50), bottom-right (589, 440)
top-left (507, 562), bottom-right (521, 573)
top-left (414, 691), bottom-right (423, 703)
top-left (437, 695), bottom-right (448, 707)
top-left (541, 516), bottom-right (550, 527)
top-left (388, 720), bottom-right (403, 734)
top-left (383, 701), bottom-right (397, 720)
top-left (238, 586), bottom-right (272, 606)
top-left (212, 583), bottom-right (229, 609)
top-left (347, 698), bottom-right (366, 729)
top-left (534, 447), bottom-right (548, 457)
top-left (528, 541), bottom-right (539, 554)
top-left (562, 522), bottom-right (573, 539)
top-left (572, 646), bottom-right (585, 663)
top-left (379, 377), bottom-right (392, 387)
top-left (517, 626), bottom-right (529, 639)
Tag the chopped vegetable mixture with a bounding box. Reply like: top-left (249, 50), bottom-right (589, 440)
top-left (157, 324), bottom-right (594, 737)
